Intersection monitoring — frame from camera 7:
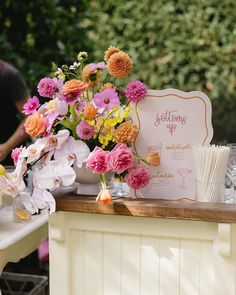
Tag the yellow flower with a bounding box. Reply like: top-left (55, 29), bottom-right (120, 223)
top-left (107, 51), bottom-right (133, 78)
top-left (104, 45), bottom-right (120, 62)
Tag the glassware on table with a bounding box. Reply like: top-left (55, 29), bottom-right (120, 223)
top-left (225, 143), bottom-right (236, 203)
top-left (111, 174), bottom-right (129, 197)
top-left (13, 196), bottom-right (31, 222)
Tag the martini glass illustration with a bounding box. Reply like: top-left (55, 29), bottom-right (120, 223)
top-left (177, 168), bottom-right (192, 189)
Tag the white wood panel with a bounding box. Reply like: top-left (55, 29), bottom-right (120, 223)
top-left (141, 236), bottom-right (160, 295)
top-left (84, 231), bottom-right (103, 295)
top-left (213, 251), bottom-right (236, 295)
top-left (199, 241), bottom-right (214, 295)
top-left (70, 230), bottom-right (85, 295)
top-left (122, 235), bottom-right (141, 295)
top-left (103, 233), bottom-right (122, 295)
top-left (179, 239), bottom-right (201, 295)
top-left (160, 238), bottom-right (180, 295)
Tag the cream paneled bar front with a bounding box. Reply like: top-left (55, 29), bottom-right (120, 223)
top-left (49, 195), bottom-right (236, 295)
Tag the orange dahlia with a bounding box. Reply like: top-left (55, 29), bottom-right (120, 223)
top-left (104, 45), bottom-right (120, 62)
top-left (114, 120), bottom-right (138, 144)
top-left (107, 51), bottom-right (133, 78)
top-left (82, 64), bottom-right (100, 87)
top-left (61, 79), bottom-right (89, 96)
top-left (100, 82), bottom-right (114, 92)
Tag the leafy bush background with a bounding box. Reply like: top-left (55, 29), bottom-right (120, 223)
top-left (0, 0), bottom-right (235, 142)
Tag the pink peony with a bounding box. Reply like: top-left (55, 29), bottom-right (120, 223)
top-left (37, 77), bottom-right (58, 98)
top-left (11, 146), bottom-right (23, 165)
top-left (125, 164), bottom-right (151, 189)
top-left (107, 143), bottom-right (133, 174)
top-left (76, 121), bottom-right (94, 140)
top-left (125, 80), bottom-right (147, 102)
top-left (23, 96), bottom-right (40, 115)
top-left (86, 147), bottom-right (109, 174)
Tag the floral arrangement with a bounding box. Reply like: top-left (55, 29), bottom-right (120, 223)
top-left (0, 46), bottom-right (160, 214)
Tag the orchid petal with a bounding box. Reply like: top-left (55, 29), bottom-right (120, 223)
top-left (32, 188), bottom-right (55, 214)
top-left (20, 192), bottom-right (39, 214)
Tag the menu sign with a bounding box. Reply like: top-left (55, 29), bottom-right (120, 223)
top-left (131, 89), bottom-right (213, 200)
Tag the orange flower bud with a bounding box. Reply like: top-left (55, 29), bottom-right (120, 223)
top-left (83, 104), bottom-right (98, 120)
top-left (146, 152), bottom-right (160, 166)
top-left (24, 113), bottom-right (47, 137)
top-left (96, 189), bottom-right (112, 205)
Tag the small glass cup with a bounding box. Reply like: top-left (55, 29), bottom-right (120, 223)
top-left (110, 174), bottom-right (129, 197)
top-left (13, 196), bottom-right (31, 222)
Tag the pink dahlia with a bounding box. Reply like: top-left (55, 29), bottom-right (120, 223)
top-left (23, 96), bottom-right (40, 115)
top-left (125, 80), bottom-right (147, 102)
top-left (125, 164), bottom-right (151, 189)
top-left (37, 77), bottom-right (58, 98)
top-left (76, 121), bottom-right (94, 140)
top-left (93, 88), bottom-right (120, 111)
top-left (86, 146), bottom-right (109, 174)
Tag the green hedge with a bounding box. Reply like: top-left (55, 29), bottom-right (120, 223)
top-left (86, 0), bottom-right (236, 143)
top-left (0, 0), bottom-right (235, 142)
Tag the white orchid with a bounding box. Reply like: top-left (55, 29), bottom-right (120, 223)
top-left (44, 129), bottom-right (70, 152)
top-left (20, 191), bottom-right (39, 214)
top-left (26, 138), bottom-right (47, 164)
top-left (54, 136), bottom-right (90, 167)
top-left (33, 161), bottom-right (76, 191)
top-left (31, 188), bottom-right (55, 214)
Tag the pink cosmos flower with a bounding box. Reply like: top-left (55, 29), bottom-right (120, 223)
top-left (60, 93), bottom-right (78, 104)
top-left (76, 121), bottom-right (95, 140)
top-left (11, 146), bottom-right (23, 165)
top-left (93, 89), bottom-right (120, 111)
top-left (125, 80), bottom-right (147, 102)
top-left (125, 164), bottom-right (151, 189)
top-left (23, 96), bottom-right (40, 115)
top-left (90, 62), bottom-right (106, 71)
top-left (107, 143), bottom-right (133, 174)
top-left (37, 77), bottom-right (58, 98)
top-left (86, 146), bottom-right (109, 174)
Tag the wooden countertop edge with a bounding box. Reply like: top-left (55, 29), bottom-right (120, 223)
top-left (55, 194), bottom-right (236, 223)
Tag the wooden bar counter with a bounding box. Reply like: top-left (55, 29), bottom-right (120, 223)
top-left (49, 194), bottom-right (236, 295)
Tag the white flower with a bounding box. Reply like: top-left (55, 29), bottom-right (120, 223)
top-left (69, 62), bottom-right (80, 70)
top-left (55, 67), bottom-right (65, 81)
top-left (54, 136), bottom-right (90, 167)
top-left (26, 138), bottom-right (47, 164)
top-left (20, 192), bottom-right (39, 214)
top-left (44, 129), bottom-right (70, 152)
top-left (33, 161), bottom-right (76, 191)
top-left (32, 188), bottom-right (55, 214)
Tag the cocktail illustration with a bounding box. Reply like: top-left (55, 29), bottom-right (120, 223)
top-left (148, 142), bottom-right (162, 157)
top-left (177, 168), bottom-right (192, 189)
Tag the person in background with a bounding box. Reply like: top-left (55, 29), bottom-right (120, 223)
top-left (0, 60), bottom-right (41, 274)
top-left (0, 60), bottom-right (30, 165)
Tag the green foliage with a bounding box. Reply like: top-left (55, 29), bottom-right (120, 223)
top-left (0, 0), bottom-right (235, 142)
top-left (0, 0), bottom-right (92, 93)
top-left (86, 0), bottom-right (236, 143)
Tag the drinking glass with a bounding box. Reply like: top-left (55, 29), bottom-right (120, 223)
top-left (111, 174), bottom-right (129, 197)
